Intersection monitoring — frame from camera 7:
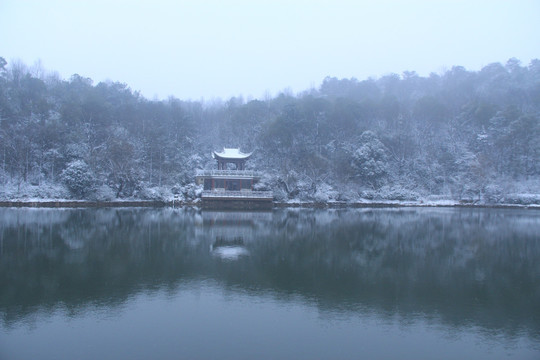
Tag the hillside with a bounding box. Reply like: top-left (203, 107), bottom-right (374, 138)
top-left (0, 57), bottom-right (539, 205)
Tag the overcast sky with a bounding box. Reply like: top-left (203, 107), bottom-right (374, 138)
top-left (1, 0), bottom-right (539, 101)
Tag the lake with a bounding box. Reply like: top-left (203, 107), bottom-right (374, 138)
top-left (1, 207), bottom-right (539, 359)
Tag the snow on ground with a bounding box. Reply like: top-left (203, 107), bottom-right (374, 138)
top-left (1, 178), bottom-right (538, 207)
top-left (0, 181), bottom-right (71, 202)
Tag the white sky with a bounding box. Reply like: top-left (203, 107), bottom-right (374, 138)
top-left (1, 0), bottom-right (539, 101)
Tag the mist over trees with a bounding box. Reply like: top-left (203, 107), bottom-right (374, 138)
top-left (0, 57), bottom-right (539, 204)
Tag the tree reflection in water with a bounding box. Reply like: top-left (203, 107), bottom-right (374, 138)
top-left (1, 207), bottom-right (539, 340)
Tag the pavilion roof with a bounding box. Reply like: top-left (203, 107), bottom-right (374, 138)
top-left (212, 148), bottom-right (252, 160)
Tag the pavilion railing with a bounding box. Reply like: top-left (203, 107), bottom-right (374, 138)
top-left (201, 190), bottom-right (273, 199)
top-left (196, 169), bottom-right (262, 177)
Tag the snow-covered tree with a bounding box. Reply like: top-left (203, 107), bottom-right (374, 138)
top-left (351, 131), bottom-right (389, 188)
top-left (60, 160), bottom-right (96, 198)
top-left (1, 57), bottom-right (539, 204)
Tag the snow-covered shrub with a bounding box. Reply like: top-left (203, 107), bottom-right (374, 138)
top-left (377, 186), bottom-right (420, 201)
top-left (458, 185), bottom-right (481, 203)
top-left (313, 182), bottom-right (339, 203)
top-left (138, 186), bottom-right (173, 202)
top-left (359, 189), bottom-right (376, 200)
top-left (91, 184), bottom-right (116, 201)
top-left (0, 181), bottom-right (70, 200)
top-left (34, 182), bottom-right (71, 199)
top-left (358, 186), bottom-right (420, 202)
top-left (500, 178), bottom-right (540, 205)
top-left (292, 179), bottom-right (315, 201)
top-left (254, 173), bottom-right (286, 201)
top-left (60, 160), bottom-right (96, 198)
top-left (269, 171), bottom-right (321, 202)
top-left (252, 173), bottom-right (273, 191)
top-left (503, 193), bottom-right (540, 205)
top-left (482, 184), bottom-right (504, 204)
top-left (272, 188), bottom-right (288, 202)
top-left (179, 183), bottom-right (202, 202)
top-left (333, 186), bottom-right (359, 202)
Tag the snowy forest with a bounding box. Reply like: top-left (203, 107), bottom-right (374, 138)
top-left (0, 57), bottom-right (539, 204)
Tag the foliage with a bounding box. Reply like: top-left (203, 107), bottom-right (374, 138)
top-left (0, 57), bottom-right (539, 203)
top-left (351, 131), bottom-right (388, 188)
top-left (60, 160), bottom-right (95, 198)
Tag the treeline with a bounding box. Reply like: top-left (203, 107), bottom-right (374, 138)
top-left (0, 57), bottom-right (539, 202)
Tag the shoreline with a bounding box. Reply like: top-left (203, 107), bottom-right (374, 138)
top-left (0, 200), bottom-right (538, 210)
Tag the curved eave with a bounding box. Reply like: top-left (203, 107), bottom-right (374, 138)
top-left (212, 151), bottom-right (252, 161)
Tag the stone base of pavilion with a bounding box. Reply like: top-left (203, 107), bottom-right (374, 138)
top-left (201, 190), bottom-right (273, 210)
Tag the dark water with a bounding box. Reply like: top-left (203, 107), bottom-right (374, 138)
top-left (1, 207), bottom-right (539, 360)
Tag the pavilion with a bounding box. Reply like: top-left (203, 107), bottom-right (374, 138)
top-left (195, 148), bottom-right (273, 209)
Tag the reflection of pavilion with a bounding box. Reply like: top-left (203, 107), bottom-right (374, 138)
top-left (210, 236), bottom-right (249, 260)
top-left (196, 211), bottom-right (272, 260)
top-left (195, 148), bottom-right (273, 209)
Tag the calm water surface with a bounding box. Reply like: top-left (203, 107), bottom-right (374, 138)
top-left (1, 207), bottom-right (539, 359)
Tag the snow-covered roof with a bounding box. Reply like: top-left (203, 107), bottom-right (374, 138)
top-left (212, 148), bottom-right (252, 160)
